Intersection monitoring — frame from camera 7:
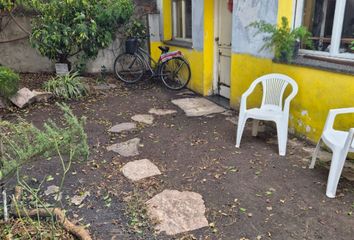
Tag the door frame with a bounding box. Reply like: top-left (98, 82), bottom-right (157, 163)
top-left (212, 0), bottom-right (220, 95)
top-left (213, 0), bottom-right (232, 98)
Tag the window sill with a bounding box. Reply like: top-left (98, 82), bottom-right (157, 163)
top-left (273, 55), bottom-right (354, 76)
top-left (163, 39), bottom-right (193, 49)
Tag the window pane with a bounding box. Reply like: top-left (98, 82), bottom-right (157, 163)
top-left (185, 0), bottom-right (192, 39)
top-left (341, 0), bottom-right (354, 53)
top-left (172, 0), bottom-right (192, 39)
top-left (302, 0), bottom-right (336, 52)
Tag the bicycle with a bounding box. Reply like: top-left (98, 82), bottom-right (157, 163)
top-left (113, 38), bottom-right (191, 90)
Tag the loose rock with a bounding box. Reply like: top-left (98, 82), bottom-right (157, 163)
top-left (10, 88), bottom-right (35, 108)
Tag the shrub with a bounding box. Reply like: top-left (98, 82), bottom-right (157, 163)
top-left (30, 0), bottom-right (134, 65)
top-left (0, 66), bottom-right (20, 98)
top-left (0, 102), bottom-right (89, 182)
top-left (44, 72), bottom-right (88, 100)
top-left (125, 18), bottom-right (148, 39)
top-left (249, 17), bottom-right (313, 62)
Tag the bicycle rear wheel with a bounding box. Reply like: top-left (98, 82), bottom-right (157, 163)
top-left (114, 53), bottom-right (145, 83)
top-left (159, 57), bottom-right (191, 90)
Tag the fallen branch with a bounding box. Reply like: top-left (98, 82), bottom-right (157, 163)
top-left (13, 207), bottom-right (92, 240)
top-left (11, 188), bottom-right (91, 240)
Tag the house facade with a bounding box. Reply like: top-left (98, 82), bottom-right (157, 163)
top-left (149, 0), bottom-right (354, 142)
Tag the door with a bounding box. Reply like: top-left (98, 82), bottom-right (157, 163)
top-left (215, 0), bottom-right (233, 99)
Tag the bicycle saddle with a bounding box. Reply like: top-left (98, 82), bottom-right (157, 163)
top-left (158, 46), bottom-right (170, 53)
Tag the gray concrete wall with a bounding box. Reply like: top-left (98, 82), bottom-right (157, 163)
top-left (0, 0), bottom-right (157, 73)
top-left (232, 0), bottom-right (278, 58)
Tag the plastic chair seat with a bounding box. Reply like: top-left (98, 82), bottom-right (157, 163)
top-left (246, 108), bottom-right (284, 121)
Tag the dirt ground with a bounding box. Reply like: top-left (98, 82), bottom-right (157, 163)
top-left (1, 74), bottom-right (354, 240)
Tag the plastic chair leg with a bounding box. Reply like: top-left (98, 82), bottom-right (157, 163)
top-left (276, 121), bottom-right (288, 156)
top-left (236, 114), bottom-right (247, 148)
top-left (252, 120), bottom-right (259, 137)
top-left (309, 139), bottom-right (322, 169)
top-left (326, 150), bottom-right (346, 198)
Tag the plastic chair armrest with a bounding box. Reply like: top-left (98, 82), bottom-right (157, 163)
top-left (324, 108), bottom-right (354, 131)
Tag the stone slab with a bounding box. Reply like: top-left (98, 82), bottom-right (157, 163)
top-left (131, 114), bottom-right (154, 125)
top-left (10, 87), bottom-right (35, 108)
top-left (171, 98), bottom-right (225, 117)
top-left (148, 108), bottom-right (177, 116)
top-left (108, 122), bottom-right (137, 133)
top-left (121, 159), bottom-right (161, 181)
top-left (107, 138), bottom-right (140, 157)
top-left (146, 189), bottom-right (209, 235)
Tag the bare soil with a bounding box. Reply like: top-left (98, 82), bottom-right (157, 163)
top-left (1, 74), bottom-right (354, 240)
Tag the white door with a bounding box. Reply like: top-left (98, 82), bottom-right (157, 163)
top-left (215, 0), bottom-right (232, 99)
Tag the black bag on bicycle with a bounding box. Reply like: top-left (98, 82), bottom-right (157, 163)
top-left (125, 38), bottom-right (138, 54)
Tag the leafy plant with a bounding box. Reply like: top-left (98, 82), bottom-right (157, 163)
top-left (125, 18), bottom-right (148, 39)
top-left (350, 41), bottom-right (354, 51)
top-left (44, 72), bottom-right (88, 100)
top-left (30, 0), bottom-right (134, 65)
top-left (249, 16), bottom-right (313, 62)
top-left (0, 103), bottom-right (90, 238)
top-left (0, 66), bottom-right (19, 98)
top-left (0, 102), bottom-right (89, 183)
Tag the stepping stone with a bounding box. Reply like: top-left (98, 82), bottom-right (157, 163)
top-left (148, 108), bottom-right (177, 116)
top-left (93, 83), bottom-right (117, 91)
top-left (108, 122), bottom-right (137, 133)
top-left (131, 114), bottom-right (154, 125)
top-left (172, 98), bottom-right (225, 117)
top-left (121, 159), bottom-right (161, 181)
top-left (146, 190), bottom-right (209, 235)
top-left (107, 138), bottom-right (140, 157)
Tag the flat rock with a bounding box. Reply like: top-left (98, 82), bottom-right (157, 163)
top-left (172, 98), bottom-right (225, 117)
top-left (131, 114), bottom-right (154, 125)
top-left (107, 138), bottom-right (140, 157)
top-left (71, 191), bottom-right (90, 206)
top-left (44, 185), bottom-right (59, 196)
top-left (108, 122), bottom-right (137, 133)
top-left (148, 108), bottom-right (177, 116)
top-left (121, 159), bottom-right (161, 181)
top-left (303, 147), bottom-right (332, 163)
top-left (93, 83), bottom-right (117, 91)
top-left (146, 190), bottom-right (209, 235)
top-left (32, 90), bottom-right (53, 102)
top-left (10, 88), bottom-right (35, 108)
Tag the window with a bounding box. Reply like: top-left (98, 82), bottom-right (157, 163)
top-left (172, 0), bottom-right (192, 40)
top-left (295, 0), bottom-right (354, 59)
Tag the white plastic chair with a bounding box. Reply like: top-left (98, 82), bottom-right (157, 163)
top-left (235, 73), bottom-right (298, 156)
top-left (309, 108), bottom-right (354, 198)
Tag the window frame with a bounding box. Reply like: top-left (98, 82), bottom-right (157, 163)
top-left (171, 0), bottom-right (192, 42)
top-left (294, 0), bottom-right (354, 60)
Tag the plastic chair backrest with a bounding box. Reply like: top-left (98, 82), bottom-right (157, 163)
top-left (259, 74), bottom-right (298, 111)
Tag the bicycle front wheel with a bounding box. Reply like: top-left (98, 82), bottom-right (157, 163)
top-left (114, 53), bottom-right (145, 83)
top-left (160, 57), bottom-right (191, 90)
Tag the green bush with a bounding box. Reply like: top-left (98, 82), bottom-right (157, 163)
top-left (44, 72), bottom-right (88, 100)
top-left (0, 102), bottom-right (89, 183)
top-left (249, 17), bottom-right (313, 62)
top-left (125, 18), bottom-right (148, 39)
top-left (0, 66), bottom-right (20, 98)
top-left (30, 0), bottom-right (134, 65)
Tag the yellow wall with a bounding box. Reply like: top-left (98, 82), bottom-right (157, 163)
top-left (151, 0), bottom-right (215, 95)
top-left (230, 54), bottom-right (354, 142)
